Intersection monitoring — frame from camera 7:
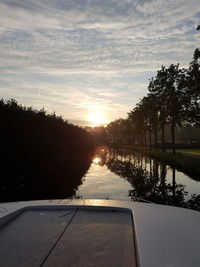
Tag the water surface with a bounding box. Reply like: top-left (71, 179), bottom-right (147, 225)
top-left (77, 147), bottom-right (200, 209)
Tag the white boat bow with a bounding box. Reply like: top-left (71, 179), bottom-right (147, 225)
top-left (0, 199), bottom-right (200, 267)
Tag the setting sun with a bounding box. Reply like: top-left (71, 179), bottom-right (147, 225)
top-left (88, 110), bottom-right (108, 126)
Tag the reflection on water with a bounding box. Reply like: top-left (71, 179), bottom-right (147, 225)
top-left (77, 147), bottom-right (200, 211)
top-left (93, 157), bottom-right (101, 165)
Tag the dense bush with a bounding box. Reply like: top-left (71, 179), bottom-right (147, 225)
top-left (0, 99), bottom-right (94, 202)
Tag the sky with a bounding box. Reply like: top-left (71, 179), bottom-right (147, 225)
top-left (0, 0), bottom-right (200, 126)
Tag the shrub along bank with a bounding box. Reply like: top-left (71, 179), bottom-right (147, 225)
top-left (0, 99), bottom-right (94, 202)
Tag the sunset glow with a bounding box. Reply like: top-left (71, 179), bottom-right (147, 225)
top-left (88, 110), bottom-right (108, 126)
top-left (93, 157), bottom-right (101, 164)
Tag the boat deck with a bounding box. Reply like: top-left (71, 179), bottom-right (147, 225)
top-left (0, 206), bottom-right (137, 267)
top-left (1, 199), bottom-right (200, 267)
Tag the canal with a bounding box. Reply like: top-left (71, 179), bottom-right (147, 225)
top-left (77, 146), bottom-right (200, 209)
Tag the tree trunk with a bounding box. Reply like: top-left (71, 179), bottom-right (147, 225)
top-left (140, 133), bottom-right (143, 148)
top-left (144, 130), bottom-right (147, 148)
top-left (150, 158), bottom-right (152, 175)
top-left (172, 168), bottom-right (176, 205)
top-left (149, 129), bottom-right (152, 150)
top-left (160, 163), bottom-right (167, 203)
top-left (171, 123), bottom-right (176, 155)
top-left (132, 134), bottom-right (135, 147)
top-left (153, 160), bottom-right (159, 180)
top-left (161, 123), bottom-right (166, 152)
top-left (129, 129), bottom-right (132, 146)
top-left (154, 129), bottom-right (158, 150)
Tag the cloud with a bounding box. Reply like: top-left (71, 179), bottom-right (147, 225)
top-left (0, 0), bottom-right (200, 124)
top-left (1, 0), bottom-right (199, 72)
top-left (0, 70), bottom-right (149, 122)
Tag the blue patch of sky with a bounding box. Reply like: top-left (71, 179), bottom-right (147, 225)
top-left (0, 30), bottom-right (33, 44)
top-left (0, 0), bottom-right (43, 12)
top-left (53, 0), bottom-right (134, 15)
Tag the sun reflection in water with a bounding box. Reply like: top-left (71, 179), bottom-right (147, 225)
top-left (93, 157), bottom-right (101, 165)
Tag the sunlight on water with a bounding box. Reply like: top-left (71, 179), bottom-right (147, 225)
top-left (93, 157), bottom-right (101, 165)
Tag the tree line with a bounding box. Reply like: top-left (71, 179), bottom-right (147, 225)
top-left (0, 99), bottom-right (94, 202)
top-left (107, 28), bottom-right (200, 154)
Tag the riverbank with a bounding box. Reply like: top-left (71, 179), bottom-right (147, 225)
top-left (111, 145), bottom-right (200, 180)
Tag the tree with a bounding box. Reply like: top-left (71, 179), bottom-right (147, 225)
top-left (149, 64), bottom-right (189, 154)
top-left (139, 95), bottom-right (159, 150)
top-left (107, 119), bottom-right (126, 145)
top-left (185, 49), bottom-right (200, 125)
top-left (128, 105), bottom-right (146, 147)
top-left (148, 70), bottom-right (169, 152)
top-left (164, 65), bottom-right (187, 154)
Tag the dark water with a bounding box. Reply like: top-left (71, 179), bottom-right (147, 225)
top-left (77, 147), bottom-right (200, 210)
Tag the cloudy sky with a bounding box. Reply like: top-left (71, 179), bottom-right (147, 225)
top-left (0, 0), bottom-right (200, 126)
